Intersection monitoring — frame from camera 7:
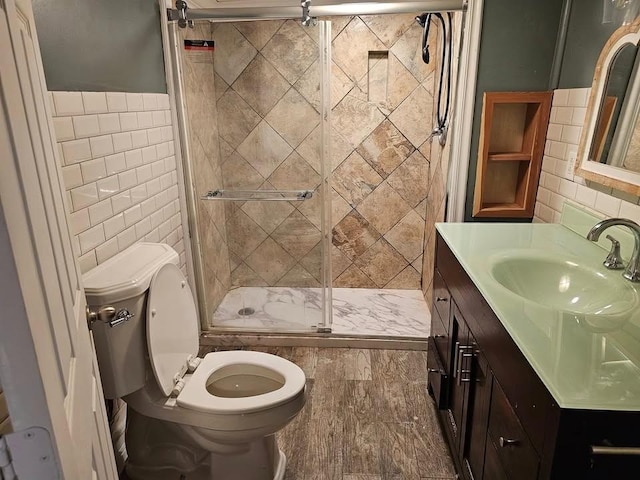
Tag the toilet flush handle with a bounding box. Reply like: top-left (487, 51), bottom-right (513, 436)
top-left (109, 309), bottom-right (135, 328)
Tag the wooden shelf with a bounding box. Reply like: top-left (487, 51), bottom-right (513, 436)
top-left (487, 153), bottom-right (532, 162)
top-left (473, 91), bottom-right (552, 218)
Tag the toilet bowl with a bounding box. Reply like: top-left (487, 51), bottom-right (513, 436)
top-left (83, 243), bottom-right (307, 480)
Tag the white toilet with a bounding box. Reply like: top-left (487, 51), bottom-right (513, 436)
top-left (83, 243), bottom-right (306, 480)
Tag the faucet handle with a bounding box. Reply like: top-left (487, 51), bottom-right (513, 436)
top-left (604, 234), bottom-right (625, 270)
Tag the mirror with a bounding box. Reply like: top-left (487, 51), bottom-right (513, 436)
top-left (577, 17), bottom-right (640, 195)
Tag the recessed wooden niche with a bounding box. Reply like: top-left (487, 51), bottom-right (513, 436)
top-left (473, 91), bottom-right (552, 218)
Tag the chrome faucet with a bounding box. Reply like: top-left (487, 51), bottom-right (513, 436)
top-left (586, 218), bottom-right (640, 282)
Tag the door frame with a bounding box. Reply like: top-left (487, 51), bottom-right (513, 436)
top-left (446, 0), bottom-right (484, 222)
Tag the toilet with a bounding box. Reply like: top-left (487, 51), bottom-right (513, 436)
top-left (83, 243), bottom-right (306, 480)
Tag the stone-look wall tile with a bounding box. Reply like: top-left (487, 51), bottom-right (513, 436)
top-left (262, 20), bottom-right (319, 84)
top-left (334, 264), bottom-right (377, 288)
top-left (333, 210), bottom-right (381, 261)
top-left (354, 239), bottom-right (408, 287)
top-left (390, 21), bottom-right (436, 82)
top-left (360, 14), bottom-right (416, 48)
top-left (294, 60), bottom-right (354, 112)
top-left (332, 17), bottom-right (386, 83)
top-left (235, 20), bottom-right (284, 50)
top-left (384, 210), bottom-right (425, 262)
top-left (297, 191), bottom-right (323, 229)
top-left (389, 86), bottom-right (434, 148)
top-left (232, 55), bottom-right (290, 116)
top-left (241, 200), bottom-right (294, 234)
top-left (211, 23), bottom-right (258, 85)
top-left (296, 125), bottom-right (353, 173)
top-left (277, 264), bottom-right (320, 287)
top-left (271, 211), bottom-right (322, 260)
top-left (237, 121), bottom-right (293, 178)
top-left (299, 243), bottom-right (323, 281)
top-left (269, 152), bottom-right (321, 190)
top-left (385, 265), bottom-right (422, 289)
top-left (214, 14), bottom-right (445, 290)
top-left (356, 120), bottom-right (413, 178)
top-left (356, 182), bottom-right (412, 234)
top-left (231, 263), bottom-right (267, 287)
top-left (387, 150), bottom-right (430, 207)
top-left (265, 89), bottom-right (320, 148)
top-left (333, 94), bottom-right (386, 148)
top-left (181, 24), bottom-right (231, 323)
top-left (227, 209), bottom-right (269, 259)
top-left (332, 151), bottom-right (383, 207)
top-left (216, 91), bottom-right (261, 149)
top-left (331, 188), bottom-right (353, 226)
top-left (245, 238), bottom-right (297, 285)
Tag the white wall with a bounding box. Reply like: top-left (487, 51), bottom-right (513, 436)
top-left (534, 88), bottom-right (640, 224)
top-left (50, 91), bottom-right (186, 272)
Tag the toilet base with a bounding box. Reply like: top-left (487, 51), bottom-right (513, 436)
top-left (125, 409), bottom-right (288, 480)
top-left (125, 448), bottom-right (286, 480)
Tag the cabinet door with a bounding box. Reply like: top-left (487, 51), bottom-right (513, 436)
top-left (463, 341), bottom-right (493, 480)
top-left (446, 302), bottom-right (471, 453)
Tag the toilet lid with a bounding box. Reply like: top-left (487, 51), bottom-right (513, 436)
top-left (147, 263), bottom-right (199, 396)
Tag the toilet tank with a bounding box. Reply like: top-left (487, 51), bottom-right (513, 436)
top-left (83, 243), bottom-right (179, 399)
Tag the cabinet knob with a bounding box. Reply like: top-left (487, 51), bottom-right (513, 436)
top-left (436, 296), bottom-right (448, 302)
top-left (499, 437), bottom-right (519, 448)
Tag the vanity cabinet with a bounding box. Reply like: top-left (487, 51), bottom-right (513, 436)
top-left (428, 232), bottom-right (640, 480)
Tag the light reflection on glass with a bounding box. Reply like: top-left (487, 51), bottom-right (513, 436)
top-left (558, 275), bottom-right (571, 292)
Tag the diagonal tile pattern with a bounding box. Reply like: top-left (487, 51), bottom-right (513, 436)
top-left (266, 88), bottom-right (320, 148)
top-left (232, 55), bottom-right (290, 117)
top-left (262, 20), bottom-right (319, 84)
top-left (209, 14), bottom-right (443, 290)
top-left (211, 24), bottom-right (258, 85)
top-left (237, 121), bottom-right (293, 178)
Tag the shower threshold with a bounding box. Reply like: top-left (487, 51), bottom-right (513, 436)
top-left (211, 287), bottom-right (431, 338)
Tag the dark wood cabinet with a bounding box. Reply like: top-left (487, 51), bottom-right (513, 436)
top-left (428, 232), bottom-right (640, 480)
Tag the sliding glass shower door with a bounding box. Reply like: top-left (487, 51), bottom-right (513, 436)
top-left (194, 19), bottom-right (333, 333)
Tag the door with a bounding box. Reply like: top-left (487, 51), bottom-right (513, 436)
top-left (0, 0), bottom-right (118, 478)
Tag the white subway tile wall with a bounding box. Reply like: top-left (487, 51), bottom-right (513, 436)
top-left (534, 88), bottom-right (640, 225)
top-left (50, 91), bottom-right (186, 274)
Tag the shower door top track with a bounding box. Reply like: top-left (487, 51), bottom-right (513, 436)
top-left (168, 0), bottom-right (466, 24)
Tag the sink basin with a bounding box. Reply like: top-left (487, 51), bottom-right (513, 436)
top-left (489, 252), bottom-right (639, 316)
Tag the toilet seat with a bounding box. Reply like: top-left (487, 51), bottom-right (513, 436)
top-left (177, 351), bottom-right (306, 415)
top-left (146, 263), bottom-right (200, 397)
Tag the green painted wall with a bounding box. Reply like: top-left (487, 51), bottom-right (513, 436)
top-left (32, 0), bottom-right (166, 93)
top-left (464, 0), bottom-right (564, 222)
top-left (558, 0), bottom-right (622, 88)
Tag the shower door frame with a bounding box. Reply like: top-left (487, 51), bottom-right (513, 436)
top-left (163, 0), bottom-right (485, 333)
top-left (166, 15), bottom-right (335, 334)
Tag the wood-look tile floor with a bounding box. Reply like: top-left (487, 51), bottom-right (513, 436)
top-left (200, 346), bottom-right (457, 480)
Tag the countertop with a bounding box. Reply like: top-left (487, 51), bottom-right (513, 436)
top-left (436, 221), bottom-right (640, 411)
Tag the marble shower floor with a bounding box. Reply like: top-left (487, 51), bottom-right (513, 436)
top-left (211, 287), bottom-right (431, 338)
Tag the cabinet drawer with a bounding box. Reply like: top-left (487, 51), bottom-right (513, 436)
top-left (488, 381), bottom-right (539, 480)
top-left (484, 436), bottom-right (509, 480)
top-left (433, 269), bottom-right (451, 326)
top-left (427, 336), bottom-right (449, 409)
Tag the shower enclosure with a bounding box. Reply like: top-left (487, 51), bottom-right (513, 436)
top-left (168, 2), bottom-right (463, 338)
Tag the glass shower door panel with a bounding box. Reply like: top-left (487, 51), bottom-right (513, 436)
top-left (209, 19), bottom-right (332, 333)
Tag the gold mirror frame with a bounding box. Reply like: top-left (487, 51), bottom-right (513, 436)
top-left (576, 16), bottom-right (640, 196)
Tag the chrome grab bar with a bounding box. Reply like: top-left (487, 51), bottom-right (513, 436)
top-left (201, 189), bottom-right (314, 202)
